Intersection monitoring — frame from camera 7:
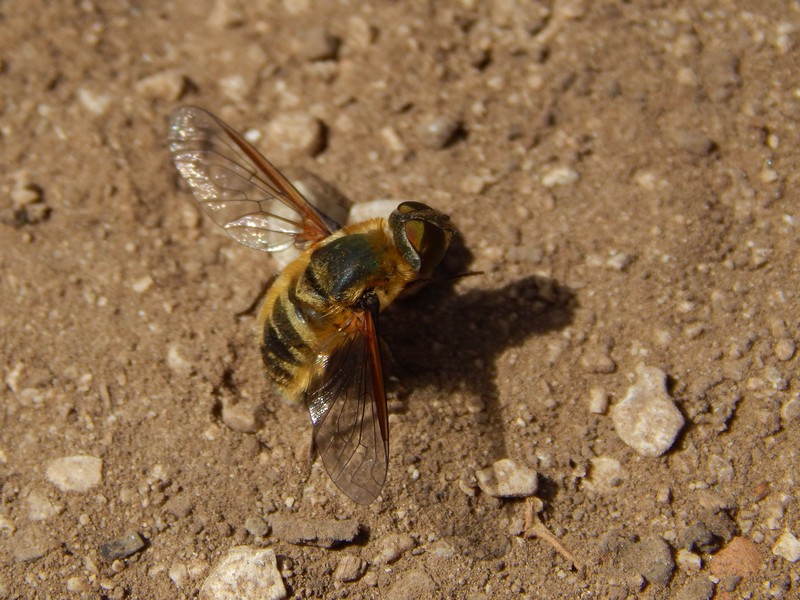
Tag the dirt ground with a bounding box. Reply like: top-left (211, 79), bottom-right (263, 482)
top-left (1, 1), bottom-right (799, 598)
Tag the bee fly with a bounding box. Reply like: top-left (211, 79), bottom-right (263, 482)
top-left (168, 107), bottom-right (454, 504)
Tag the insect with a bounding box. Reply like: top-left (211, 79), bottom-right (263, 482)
top-left (168, 107), bottom-right (455, 504)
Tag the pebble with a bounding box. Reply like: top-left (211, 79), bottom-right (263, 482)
top-left (584, 456), bottom-right (625, 492)
top-left (588, 387), bottom-right (608, 414)
top-left (243, 515), bottom-right (269, 538)
top-left (45, 455), bottom-right (103, 492)
top-left (9, 526), bottom-right (57, 562)
top-left (618, 535), bottom-right (675, 585)
top-left (333, 555), bottom-right (367, 582)
top-left (675, 549), bottom-right (702, 573)
top-left (415, 114), bottom-right (462, 149)
top-left (169, 562), bottom-right (190, 587)
top-left (781, 395), bottom-right (800, 423)
top-left (99, 531), bottom-right (145, 562)
top-left (385, 569), bottom-right (438, 600)
top-left (674, 576), bottom-right (714, 600)
top-left (669, 128), bottom-right (716, 156)
top-left (134, 70), bottom-right (187, 101)
top-left (475, 458), bottom-right (538, 498)
top-left (269, 514), bottom-right (361, 548)
top-left (131, 274), bottom-right (154, 294)
top-left (77, 88), bottom-right (112, 115)
top-left (610, 365), bottom-right (685, 457)
top-left (199, 546), bottom-right (286, 600)
top-left (265, 113), bottom-right (326, 158)
top-left (372, 533), bottom-right (416, 565)
top-left (709, 536), bottom-right (761, 578)
top-left (207, 0), bottom-right (244, 28)
top-left (26, 489), bottom-right (58, 521)
top-left (540, 165), bottom-right (579, 187)
top-left (774, 339), bottom-right (795, 361)
top-left (772, 531), bottom-right (800, 562)
top-left (348, 199), bottom-right (401, 224)
top-left (293, 26), bottom-right (340, 61)
top-left (166, 342), bottom-right (193, 377)
top-left (220, 399), bottom-right (262, 433)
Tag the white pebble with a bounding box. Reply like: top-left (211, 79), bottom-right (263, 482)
top-left (774, 339), bottom-right (795, 361)
top-left (589, 388), bottom-right (608, 414)
top-left (199, 546), bottom-right (286, 600)
top-left (135, 71), bottom-right (187, 101)
top-left (541, 166), bottom-right (579, 187)
top-left (77, 88), bottom-right (112, 115)
top-left (45, 456), bottom-right (103, 492)
top-left (781, 396), bottom-right (800, 423)
top-left (347, 199), bottom-right (402, 224)
top-left (676, 548), bottom-right (702, 572)
top-left (584, 456), bottom-right (626, 493)
top-left (772, 532), bottom-right (800, 562)
top-left (167, 343), bottom-right (193, 377)
top-left (476, 458), bottom-right (538, 498)
top-left (132, 275), bottom-right (154, 294)
top-left (265, 113), bottom-right (325, 158)
top-left (610, 365), bottom-right (685, 457)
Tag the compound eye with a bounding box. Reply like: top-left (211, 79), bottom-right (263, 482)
top-left (405, 220), bottom-right (449, 278)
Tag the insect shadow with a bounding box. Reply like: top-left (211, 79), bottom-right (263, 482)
top-left (382, 249), bottom-right (577, 465)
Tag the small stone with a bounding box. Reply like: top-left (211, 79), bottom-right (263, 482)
top-left (333, 555), bottom-right (366, 582)
top-left (199, 546), bottom-right (286, 600)
top-left (415, 114), bottom-right (462, 149)
top-left (131, 274), bottom-right (154, 294)
top-left (207, 0), bottom-right (244, 28)
top-left (476, 458), bottom-right (538, 498)
top-left (9, 526), bottom-right (58, 562)
top-left (618, 535), bottom-right (675, 585)
top-left (589, 387), bottom-right (608, 414)
top-left (221, 400), bottom-right (262, 434)
top-left (372, 533), bottom-right (416, 565)
top-left (169, 563), bottom-right (190, 587)
top-left (66, 577), bottom-right (89, 593)
top-left (674, 576), bottom-right (715, 600)
top-left (265, 113), bottom-right (326, 158)
top-left (460, 174), bottom-right (487, 194)
top-left (710, 537), bottom-right (762, 578)
top-left (676, 549), bottom-right (702, 573)
top-left (10, 185), bottom-right (42, 207)
top-left (669, 128), bottom-right (715, 156)
top-left (244, 516), bottom-right (269, 538)
top-left (269, 514), bottom-right (361, 548)
top-left (99, 531), bottom-right (146, 562)
top-left (385, 569), bottom-right (438, 600)
top-left (293, 26), bottom-right (340, 61)
top-left (772, 532), bottom-right (800, 562)
top-left (428, 540), bottom-right (456, 558)
top-left (77, 88), bottom-right (112, 115)
top-left (584, 456), bottom-right (626, 493)
top-left (774, 339), bottom-right (795, 361)
top-left (611, 365), bottom-right (685, 457)
top-left (380, 126), bottom-right (406, 153)
top-left (781, 396), bottom-right (800, 423)
top-left (541, 165), bottom-right (579, 187)
top-left (166, 343), bottom-right (193, 377)
top-left (580, 351), bottom-right (616, 374)
top-left (26, 489), bottom-right (58, 521)
top-left (135, 71), bottom-right (187, 101)
top-left (45, 455), bottom-right (103, 492)
top-left (348, 199), bottom-right (400, 224)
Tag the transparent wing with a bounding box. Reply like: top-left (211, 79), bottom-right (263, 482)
top-left (168, 106), bottom-right (339, 252)
top-left (305, 307), bottom-right (389, 505)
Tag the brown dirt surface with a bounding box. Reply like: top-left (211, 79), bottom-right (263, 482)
top-left (2, 1), bottom-right (799, 598)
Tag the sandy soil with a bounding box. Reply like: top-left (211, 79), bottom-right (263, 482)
top-left (1, 1), bottom-right (799, 598)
